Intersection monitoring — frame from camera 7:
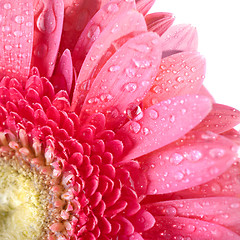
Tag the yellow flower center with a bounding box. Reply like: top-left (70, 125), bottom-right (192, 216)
top-left (0, 160), bottom-right (47, 239)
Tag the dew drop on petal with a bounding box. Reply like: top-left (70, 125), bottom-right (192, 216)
top-left (132, 58), bottom-right (151, 68)
top-left (174, 171), bottom-right (184, 181)
top-left (37, 9), bottom-right (57, 33)
top-left (170, 153), bottom-right (184, 165)
top-left (163, 206), bottom-right (177, 216)
top-left (142, 127), bottom-right (150, 135)
top-left (4, 3), bottom-right (11, 9)
top-left (230, 203), bottom-right (240, 209)
top-left (109, 65), bottom-right (120, 72)
top-left (169, 115), bottom-right (175, 123)
top-left (107, 3), bottom-right (119, 13)
top-left (4, 45), bottom-right (12, 51)
top-left (87, 25), bottom-right (101, 41)
top-left (34, 43), bottom-right (48, 58)
top-left (186, 224), bottom-right (196, 233)
top-left (188, 150), bottom-right (202, 162)
top-left (124, 83), bottom-right (137, 93)
top-left (129, 122), bottom-right (141, 134)
top-left (125, 68), bottom-right (136, 78)
top-left (15, 15), bottom-right (25, 24)
top-left (209, 148), bottom-right (225, 158)
top-left (149, 109), bottom-right (159, 120)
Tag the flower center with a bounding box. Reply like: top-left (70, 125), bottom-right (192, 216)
top-left (0, 157), bottom-right (48, 239)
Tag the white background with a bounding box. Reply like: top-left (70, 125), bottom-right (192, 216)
top-left (150, 0), bottom-right (240, 110)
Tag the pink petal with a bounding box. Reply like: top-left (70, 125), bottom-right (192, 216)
top-left (79, 32), bottom-right (162, 128)
top-left (193, 103), bottom-right (240, 134)
top-left (161, 24), bottom-right (198, 58)
top-left (71, 10), bottom-right (147, 112)
top-left (118, 95), bottom-right (212, 162)
top-left (198, 85), bottom-right (215, 102)
top-left (51, 49), bottom-right (73, 94)
top-left (221, 128), bottom-right (240, 145)
top-left (0, 0), bottom-right (33, 81)
top-left (138, 131), bottom-right (237, 195)
top-left (144, 197), bottom-right (240, 234)
top-left (143, 216), bottom-right (240, 240)
top-left (146, 12), bottom-right (175, 36)
top-left (72, 0), bottom-right (136, 73)
top-left (143, 52), bottom-right (206, 108)
top-left (59, 0), bottom-right (101, 53)
top-left (32, 0), bottom-right (64, 78)
top-left (171, 162), bottom-right (240, 199)
top-left (136, 0), bottom-right (155, 15)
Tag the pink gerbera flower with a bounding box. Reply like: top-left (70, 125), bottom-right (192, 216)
top-left (0, 0), bottom-right (240, 239)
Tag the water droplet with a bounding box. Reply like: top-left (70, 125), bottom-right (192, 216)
top-left (169, 115), bottom-right (175, 123)
top-left (34, 43), bottom-right (48, 58)
top-left (4, 45), bottom-right (12, 51)
top-left (125, 68), bottom-right (136, 78)
top-left (163, 206), bottom-right (177, 216)
top-left (2, 25), bottom-right (10, 32)
top-left (188, 150), bottom-right (202, 162)
top-left (129, 122), bottom-right (141, 134)
top-left (149, 109), bottom-right (159, 120)
top-left (142, 81), bottom-right (150, 87)
top-left (191, 67), bottom-right (197, 72)
top-left (87, 25), bottom-right (101, 41)
top-left (37, 9), bottom-right (56, 33)
top-left (174, 171), bottom-right (184, 180)
top-left (100, 93), bottom-right (113, 102)
top-left (132, 58), bottom-right (151, 68)
top-left (87, 97), bottom-right (99, 104)
top-left (13, 30), bottom-right (23, 37)
top-left (107, 3), bottom-right (119, 12)
top-left (15, 15), bottom-right (24, 24)
top-left (109, 65), bottom-right (120, 72)
top-left (230, 203), bottom-right (240, 209)
top-left (176, 76), bottom-right (184, 82)
top-left (124, 83), bottom-right (137, 93)
top-left (26, 21), bottom-right (33, 27)
top-left (142, 127), bottom-right (149, 135)
top-left (209, 148), bottom-right (225, 158)
top-left (170, 153), bottom-right (184, 165)
top-left (4, 3), bottom-right (11, 9)
top-left (111, 23), bottom-right (119, 33)
top-left (181, 108), bottom-right (187, 114)
top-left (210, 182), bottom-right (221, 193)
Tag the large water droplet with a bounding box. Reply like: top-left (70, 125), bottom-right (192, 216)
top-left (124, 83), bottom-right (137, 93)
top-left (142, 127), bottom-right (150, 135)
top-left (37, 9), bottom-right (57, 33)
top-left (129, 122), bottom-right (141, 134)
top-left (4, 3), bottom-right (11, 9)
top-left (15, 15), bottom-right (25, 24)
top-left (187, 150), bottom-right (202, 162)
top-left (187, 224), bottom-right (196, 233)
top-left (87, 25), bottom-right (101, 41)
top-left (34, 43), bottom-right (48, 58)
top-left (149, 109), bottom-right (159, 120)
top-left (163, 206), bottom-right (177, 216)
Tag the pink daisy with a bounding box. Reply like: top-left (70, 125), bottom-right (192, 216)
top-left (0, 0), bottom-right (240, 239)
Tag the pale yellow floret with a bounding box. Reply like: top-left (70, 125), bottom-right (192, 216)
top-left (0, 162), bottom-right (46, 240)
